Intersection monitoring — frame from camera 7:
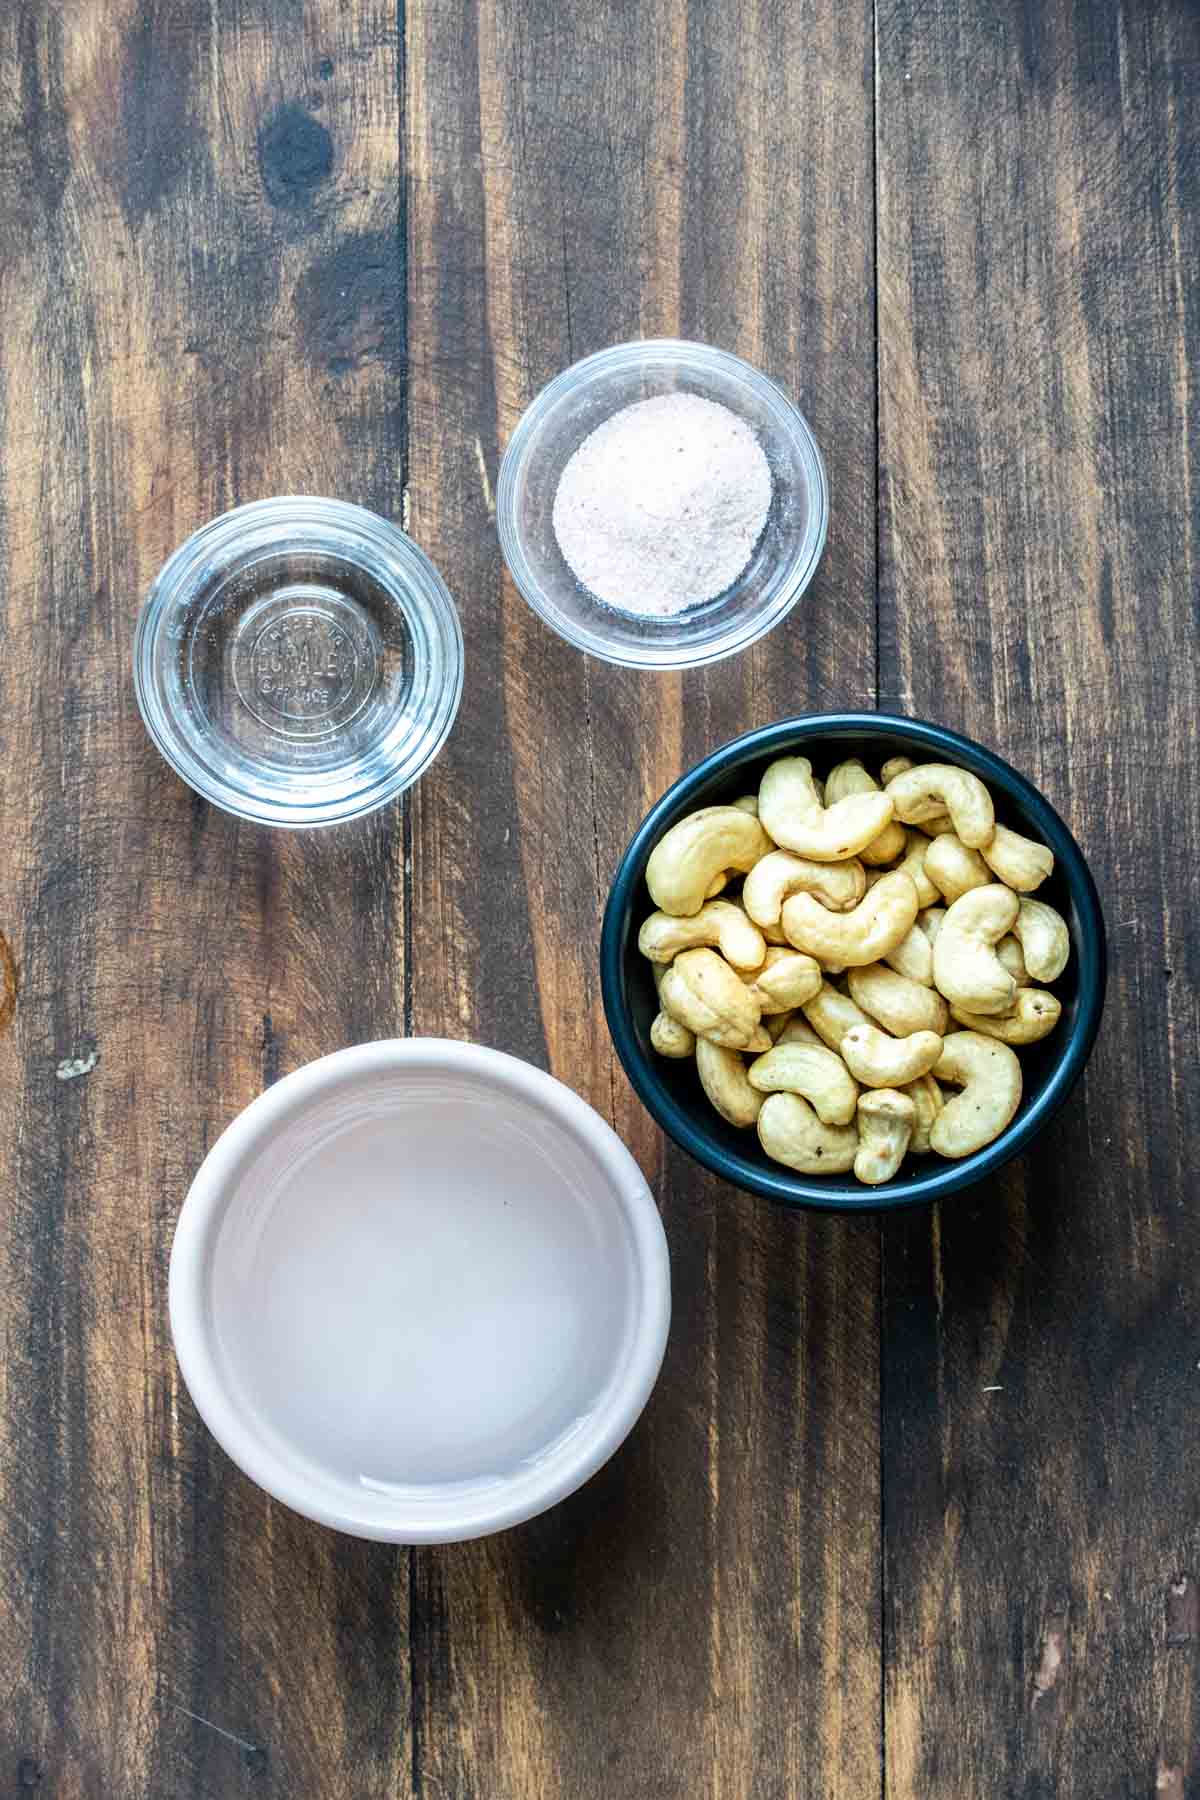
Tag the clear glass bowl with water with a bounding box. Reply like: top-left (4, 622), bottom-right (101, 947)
top-left (134, 498), bottom-right (463, 827)
top-left (496, 340), bottom-right (829, 669)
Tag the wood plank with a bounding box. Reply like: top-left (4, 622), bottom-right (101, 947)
top-left (0, 4), bottom-right (412, 1795)
top-left (407, 1), bottom-right (880, 1794)
top-left (876, 2), bottom-right (1200, 1793)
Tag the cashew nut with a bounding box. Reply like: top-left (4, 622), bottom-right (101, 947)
top-left (847, 963), bottom-right (950, 1036)
top-left (1011, 897), bottom-right (1071, 982)
top-left (981, 824), bottom-right (1054, 893)
top-left (893, 829), bottom-right (942, 908)
top-left (650, 1011), bottom-right (695, 1058)
top-left (781, 870), bottom-right (919, 968)
top-left (758, 757), bottom-right (896, 863)
top-left (659, 948), bottom-right (764, 1049)
top-left (918, 906), bottom-right (945, 944)
top-left (885, 764), bottom-right (995, 849)
top-left (840, 1023), bottom-right (943, 1088)
top-left (924, 832), bottom-right (992, 904)
top-left (695, 1038), bottom-right (763, 1128)
top-left (800, 979), bottom-right (873, 1051)
top-left (757, 1092), bottom-right (858, 1174)
top-left (731, 794), bottom-right (759, 815)
top-left (996, 934), bottom-right (1029, 983)
top-left (742, 850), bottom-right (867, 923)
top-left (741, 947), bottom-right (823, 1014)
top-left (883, 922), bottom-right (935, 986)
top-left (920, 908), bottom-right (1024, 987)
top-left (646, 806), bottom-right (773, 917)
top-left (931, 884), bottom-right (1020, 1015)
top-left (854, 1089), bottom-right (916, 1185)
top-left (950, 987), bottom-right (1062, 1044)
top-left (902, 1073), bottom-right (944, 1154)
top-left (822, 758), bottom-right (871, 807)
top-left (879, 755), bottom-right (914, 785)
top-left (638, 899), bottom-right (767, 971)
top-left (824, 759), bottom-right (907, 865)
top-left (930, 1031), bottom-right (1023, 1157)
top-left (772, 1013), bottom-right (825, 1049)
top-left (648, 962), bottom-right (694, 1057)
top-left (747, 1042), bottom-right (859, 1125)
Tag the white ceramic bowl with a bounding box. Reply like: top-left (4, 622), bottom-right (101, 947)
top-left (169, 1040), bottom-right (670, 1542)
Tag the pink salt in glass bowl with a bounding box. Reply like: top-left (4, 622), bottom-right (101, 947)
top-left (496, 340), bottom-right (829, 670)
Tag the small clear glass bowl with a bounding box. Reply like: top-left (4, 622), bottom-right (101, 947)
top-left (496, 339), bottom-right (829, 669)
top-left (134, 498), bottom-right (463, 828)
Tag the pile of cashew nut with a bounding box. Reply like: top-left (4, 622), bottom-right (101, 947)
top-left (639, 752), bottom-right (1071, 1185)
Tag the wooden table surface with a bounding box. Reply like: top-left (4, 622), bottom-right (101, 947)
top-left (2, 1), bottom-right (1197, 1794)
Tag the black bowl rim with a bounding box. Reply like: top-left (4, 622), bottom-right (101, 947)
top-left (600, 713), bottom-right (1108, 1213)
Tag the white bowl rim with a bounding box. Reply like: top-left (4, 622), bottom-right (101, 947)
top-left (169, 1037), bottom-right (671, 1542)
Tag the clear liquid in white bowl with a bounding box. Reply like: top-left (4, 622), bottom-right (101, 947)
top-left (210, 1079), bottom-right (638, 1492)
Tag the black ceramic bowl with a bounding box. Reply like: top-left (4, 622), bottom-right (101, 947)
top-left (601, 715), bottom-right (1107, 1211)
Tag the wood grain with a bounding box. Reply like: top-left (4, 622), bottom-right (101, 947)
top-left (0, 3), bottom-right (411, 1795)
top-left (406, 0), bottom-right (880, 1795)
top-left (8, 0), bottom-right (1196, 1792)
top-left (876, 1), bottom-right (1200, 1794)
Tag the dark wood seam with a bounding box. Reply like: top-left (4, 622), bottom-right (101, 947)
top-left (871, 4), bottom-right (887, 1795)
top-left (396, 0), bottom-right (422, 1792)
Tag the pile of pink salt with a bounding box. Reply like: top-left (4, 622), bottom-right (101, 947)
top-left (551, 393), bottom-right (773, 616)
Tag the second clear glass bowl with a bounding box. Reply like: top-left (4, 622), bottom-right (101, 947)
top-left (134, 498), bottom-right (463, 828)
top-left (496, 340), bottom-right (829, 669)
